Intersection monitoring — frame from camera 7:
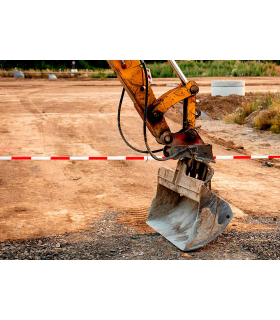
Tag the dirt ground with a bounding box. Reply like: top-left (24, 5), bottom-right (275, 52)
top-left (172, 93), bottom-right (266, 120)
top-left (0, 77), bottom-right (279, 260)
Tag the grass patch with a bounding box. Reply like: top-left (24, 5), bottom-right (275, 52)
top-left (146, 60), bottom-right (279, 78)
top-left (224, 92), bottom-right (280, 133)
top-left (224, 93), bottom-right (271, 124)
top-left (254, 94), bottom-right (280, 133)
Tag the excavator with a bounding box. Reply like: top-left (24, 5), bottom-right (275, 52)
top-left (108, 60), bottom-right (233, 251)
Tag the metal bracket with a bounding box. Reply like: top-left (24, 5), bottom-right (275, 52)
top-left (164, 144), bottom-right (215, 163)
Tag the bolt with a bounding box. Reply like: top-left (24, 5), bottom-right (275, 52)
top-left (190, 85), bottom-right (199, 94)
top-left (186, 129), bottom-right (198, 142)
top-left (164, 134), bottom-right (173, 144)
top-left (152, 111), bottom-right (162, 121)
top-left (140, 86), bottom-right (146, 92)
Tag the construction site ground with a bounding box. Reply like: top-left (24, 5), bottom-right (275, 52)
top-left (0, 77), bottom-right (279, 260)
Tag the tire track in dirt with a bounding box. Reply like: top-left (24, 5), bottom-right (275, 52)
top-left (0, 88), bottom-right (105, 240)
top-left (116, 207), bottom-right (155, 234)
top-left (1, 79), bottom-right (279, 245)
top-left (17, 93), bottom-right (47, 153)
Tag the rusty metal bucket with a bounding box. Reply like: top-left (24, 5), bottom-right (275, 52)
top-left (146, 161), bottom-right (233, 251)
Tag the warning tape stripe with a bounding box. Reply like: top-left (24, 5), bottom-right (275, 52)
top-left (0, 155), bottom-right (279, 160)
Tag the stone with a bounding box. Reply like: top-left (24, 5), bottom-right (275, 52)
top-left (48, 74), bottom-right (57, 80)
top-left (14, 71), bottom-right (24, 78)
top-left (230, 204), bottom-right (247, 219)
top-left (235, 144), bottom-right (244, 149)
top-left (244, 110), bottom-right (260, 127)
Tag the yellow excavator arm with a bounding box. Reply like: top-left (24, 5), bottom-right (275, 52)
top-left (108, 60), bottom-right (197, 139)
top-left (108, 60), bottom-right (233, 252)
top-left (108, 60), bottom-right (214, 162)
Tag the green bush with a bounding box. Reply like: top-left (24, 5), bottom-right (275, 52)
top-left (146, 60), bottom-right (279, 78)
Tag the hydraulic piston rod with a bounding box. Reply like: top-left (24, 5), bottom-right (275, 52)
top-left (168, 60), bottom-right (188, 85)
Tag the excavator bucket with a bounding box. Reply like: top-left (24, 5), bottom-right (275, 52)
top-left (146, 160), bottom-right (233, 251)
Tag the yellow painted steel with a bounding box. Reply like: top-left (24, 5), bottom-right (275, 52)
top-left (108, 60), bottom-right (198, 142)
top-left (152, 81), bottom-right (197, 129)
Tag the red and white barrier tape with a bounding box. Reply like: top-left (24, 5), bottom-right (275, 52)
top-left (146, 68), bottom-right (153, 84)
top-left (0, 155), bottom-right (279, 160)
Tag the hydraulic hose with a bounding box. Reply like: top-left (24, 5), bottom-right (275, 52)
top-left (140, 60), bottom-right (188, 161)
top-left (118, 87), bottom-right (163, 154)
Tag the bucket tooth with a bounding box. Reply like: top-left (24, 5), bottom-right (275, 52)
top-left (146, 161), bottom-right (233, 251)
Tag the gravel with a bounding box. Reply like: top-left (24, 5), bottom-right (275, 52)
top-left (0, 212), bottom-right (279, 260)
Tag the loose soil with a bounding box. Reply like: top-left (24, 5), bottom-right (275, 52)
top-left (0, 78), bottom-right (279, 260)
top-left (172, 92), bottom-right (280, 121)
